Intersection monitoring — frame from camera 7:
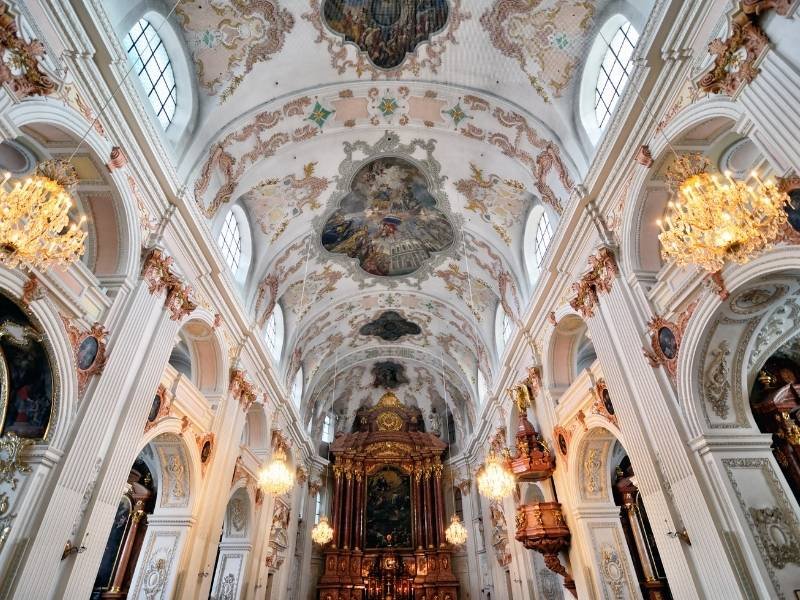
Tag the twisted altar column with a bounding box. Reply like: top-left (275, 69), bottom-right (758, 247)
top-left (433, 461), bottom-right (446, 547)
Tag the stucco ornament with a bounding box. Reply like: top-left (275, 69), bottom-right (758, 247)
top-left (0, 5), bottom-right (56, 99)
top-left (704, 340), bottom-right (732, 419)
top-left (599, 544), bottom-right (625, 598)
top-left (481, 0), bottom-right (595, 102)
top-left (176, 0), bottom-right (294, 101)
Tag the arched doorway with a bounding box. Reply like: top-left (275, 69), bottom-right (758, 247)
top-left (91, 458), bottom-right (156, 599)
top-left (749, 334), bottom-right (800, 503)
top-left (208, 486), bottom-right (253, 600)
top-left (611, 450), bottom-right (671, 599)
top-left (92, 432), bottom-right (195, 599)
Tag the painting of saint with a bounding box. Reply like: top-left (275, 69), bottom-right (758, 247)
top-left (322, 0), bottom-right (450, 70)
top-left (321, 156), bottom-right (455, 277)
top-left (0, 295), bottom-right (54, 439)
top-left (366, 466), bottom-right (413, 548)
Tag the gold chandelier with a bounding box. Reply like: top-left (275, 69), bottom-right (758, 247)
top-left (258, 446), bottom-right (295, 496)
top-left (0, 160), bottom-right (87, 270)
top-left (657, 153), bottom-right (789, 273)
top-left (445, 514), bottom-right (468, 546)
top-left (476, 448), bottom-right (516, 501)
top-left (311, 515), bottom-right (334, 545)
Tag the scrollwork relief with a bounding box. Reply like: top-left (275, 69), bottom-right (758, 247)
top-left (704, 340), bottom-right (732, 419)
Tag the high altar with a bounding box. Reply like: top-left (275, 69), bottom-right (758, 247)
top-left (317, 392), bottom-right (459, 600)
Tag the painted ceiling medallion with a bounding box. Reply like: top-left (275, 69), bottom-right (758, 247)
top-left (321, 153), bottom-right (455, 277)
top-left (372, 360), bottom-right (409, 389)
top-left (321, 0), bottom-right (449, 70)
top-left (304, 0), bottom-right (469, 78)
top-left (360, 310), bottom-right (421, 341)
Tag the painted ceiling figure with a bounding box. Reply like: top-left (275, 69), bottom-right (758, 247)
top-left (372, 360), bottom-right (410, 389)
top-left (360, 310), bottom-right (422, 341)
top-left (322, 0), bottom-right (450, 69)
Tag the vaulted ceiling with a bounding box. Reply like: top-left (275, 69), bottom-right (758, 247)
top-left (143, 0), bottom-right (651, 436)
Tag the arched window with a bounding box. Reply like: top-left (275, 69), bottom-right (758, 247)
top-left (291, 368), bottom-right (303, 407)
top-left (495, 304), bottom-right (514, 355)
top-left (594, 20), bottom-right (639, 130)
top-left (534, 212), bottom-right (554, 267)
top-left (322, 413), bottom-right (334, 443)
top-left (476, 369), bottom-right (488, 406)
top-left (314, 491), bottom-right (322, 524)
top-left (124, 19), bottom-right (177, 129)
top-left (264, 306), bottom-right (284, 363)
top-left (217, 210), bottom-right (242, 272)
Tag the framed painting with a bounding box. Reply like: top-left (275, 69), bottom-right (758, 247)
top-left (365, 465), bottom-right (413, 549)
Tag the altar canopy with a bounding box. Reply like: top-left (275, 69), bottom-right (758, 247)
top-left (317, 392), bottom-right (458, 600)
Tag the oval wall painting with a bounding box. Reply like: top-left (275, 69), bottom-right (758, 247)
top-left (658, 326), bottom-right (678, 360)
top-left (77, 336), bottom-right (99, 371)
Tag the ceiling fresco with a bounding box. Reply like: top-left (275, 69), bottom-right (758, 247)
top-left (321, 0), bottom-right (450, 70)
top-left (159, 0), bottom-right (650, 437)
top-left (320, 155), bottom-right (455, 277)
top-left (360, 310), bottom-right (421, 341)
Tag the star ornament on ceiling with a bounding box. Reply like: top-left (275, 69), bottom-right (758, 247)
top-left (306, 101), bottom-right (335, 128)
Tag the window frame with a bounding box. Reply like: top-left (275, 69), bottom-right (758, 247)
top-left (593, 21), bottom-right (639, 130)
top-left (218, 210), bottom-right (242, 273)
top-left (124, 18), bottom-right (178, 129)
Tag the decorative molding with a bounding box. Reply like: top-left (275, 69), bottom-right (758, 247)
top-left (723, 457), bottom-right (800, 596)
top-left (0, 4), bottom-right (56, 99)
top-left (698, 10), bottom-right (769, 97)
top-left (643, 301), bottom-right (697, 379)
top-left (569, 248), bottom-right (619, 318)
top-left (229, 369), bottom-right (257, 412)
top-left (60, 316), bottom-right (108, 396)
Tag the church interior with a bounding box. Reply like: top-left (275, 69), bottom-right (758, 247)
top-left (1, 0), bottom-right (800, 598)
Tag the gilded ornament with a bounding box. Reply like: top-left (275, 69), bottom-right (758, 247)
top-left (0, 432), bottom-right (32, 490)
top-left (376, 411), bottom-right (403, 432)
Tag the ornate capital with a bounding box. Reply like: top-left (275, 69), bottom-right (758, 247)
top-left (0, 5), bottom-right (56, 99)
top-left (698, 11), bottom-right (769, 96)
top-left (569, 248), bottom-right (618, 318)
top-left (141, 249), bottom-right (197, 321)
top-left (741, 0), bottom-right (794, 16)
top-left (229, 369), bottom-right (257, 411)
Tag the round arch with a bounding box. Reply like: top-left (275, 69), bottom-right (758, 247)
top-left (5, 100), bottom-right (143, 281)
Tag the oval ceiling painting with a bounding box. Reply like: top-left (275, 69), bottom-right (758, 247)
top-left (322, 0), bottom-right (450, 70)
top-left (321, 156), bottom-right (455, 277)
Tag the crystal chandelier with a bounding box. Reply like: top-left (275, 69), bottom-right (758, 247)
top-left (258, 446), bottom-right (295, 496)
top-left (445, 514), bottom-right (468, 546)
top-left (311, 515), bottom-right (334, 545)
top-left (476, 448), bottom-right (516, 501)
top-left (657, 153), bottom-right (789, 273)
top-left (0, 160), bottom-right (86, 270)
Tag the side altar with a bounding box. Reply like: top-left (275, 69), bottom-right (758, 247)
top-left (317, 392), bottom-right (459, 600)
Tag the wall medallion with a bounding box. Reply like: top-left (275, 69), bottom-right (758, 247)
top-left (61, 316), bottom-right (108, 396)
top-left (360, 310), bottom-right (421, 341)
top-left (321, 155), bottom-right (455, 277)
top-left (643, 301), bottom-right (697, 380)
top-left (145, 385), bottom-right (170, 432)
